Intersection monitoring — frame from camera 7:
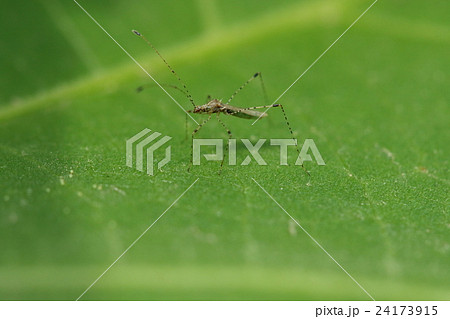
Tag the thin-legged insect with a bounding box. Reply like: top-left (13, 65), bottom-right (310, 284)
top-left (133, 30), bottom-right (309, 175)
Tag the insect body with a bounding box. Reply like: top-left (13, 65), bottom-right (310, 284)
top-left (190, 98), bottom-right (278, 119)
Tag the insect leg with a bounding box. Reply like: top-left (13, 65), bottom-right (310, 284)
top-left (257, 72), bottom-right (269, 104)
top-left (239, 104), bottom-right (310, 175)
top-left (185, 113), bottom-right (188, 140)
top-left (244, 104), bottom-right (281, 110)
top-left (216, 114), bottom-right (233, 174)
top-left (228, 104), bottom-right (280, 117)
top-left (188, 115), bottom-right (212, 172)
top-left (277, 105), bottom-right (310, 176)
top-left (227, 72), bottom-right (261, 104)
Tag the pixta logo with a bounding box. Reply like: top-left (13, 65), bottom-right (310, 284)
top-left (126, 128), bottom-right (171, 176)
top-left (126, 129), bottom-right (325, 175)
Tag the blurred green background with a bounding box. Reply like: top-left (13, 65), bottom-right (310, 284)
top-left (0, 0), bottom-right (449, 300)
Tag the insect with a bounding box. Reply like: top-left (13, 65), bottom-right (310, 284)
top-left (133, 30), bottom-right (308, 175)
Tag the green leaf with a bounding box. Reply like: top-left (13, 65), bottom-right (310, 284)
top-left (0, 0), bottom-right (449, 300)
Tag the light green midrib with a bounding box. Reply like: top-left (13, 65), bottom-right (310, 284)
top-left (1, 0), bottom-right (449, 121)
top-left (0, 264), bottom-right (448, 300)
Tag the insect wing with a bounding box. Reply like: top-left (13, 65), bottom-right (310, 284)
top-left (228, 106), bottom-right (267, 119)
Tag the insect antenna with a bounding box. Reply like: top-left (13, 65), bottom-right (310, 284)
top-left (132, 30), bottom-right (196, 108)
top-left (136, 83), bottom-right (188, 96)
